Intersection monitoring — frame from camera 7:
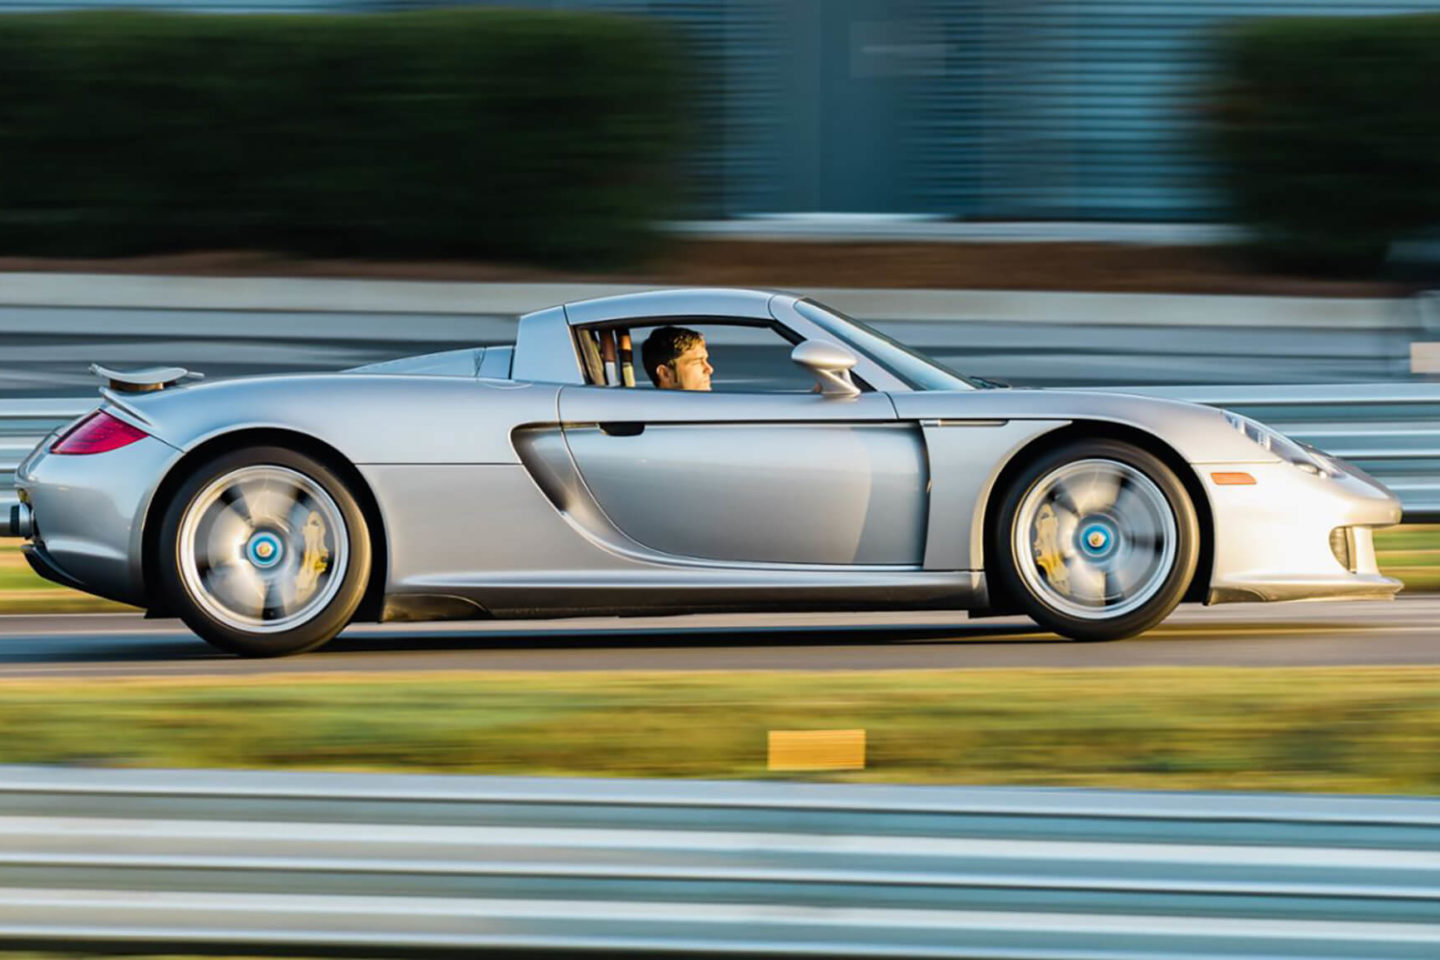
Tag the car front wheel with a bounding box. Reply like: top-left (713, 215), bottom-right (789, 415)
top-left (157, 446), bottom-right (371, 657)
top-left (994, 439), bottom-right (1199, 642)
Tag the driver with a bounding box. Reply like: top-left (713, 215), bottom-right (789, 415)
top-left (641, 325), bottom-right (713, 391)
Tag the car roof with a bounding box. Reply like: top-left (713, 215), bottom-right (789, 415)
top-left (557, 288), bottom-right (794, 326)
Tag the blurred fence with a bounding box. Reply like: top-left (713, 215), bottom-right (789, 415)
top-left (4, 281), bottom-right (1429, 397)
top-left (0, 765), bottom-right (1437, 958)
top-left (4, 385), bottom-right (1438, 522)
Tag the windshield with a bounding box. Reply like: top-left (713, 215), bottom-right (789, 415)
top-left (793, 299), bottom-right (976, 391)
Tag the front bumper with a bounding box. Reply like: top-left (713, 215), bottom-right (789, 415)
top-left (1202, 458), bottom-right (1404, 604)
top-left (16, 433), bottom-right (182, 607)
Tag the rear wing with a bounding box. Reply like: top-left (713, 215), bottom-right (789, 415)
top-left (90, 364), bottom-right (202, 394)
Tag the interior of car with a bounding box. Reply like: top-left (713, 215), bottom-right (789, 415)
top-left (571, 318), bottom-right (867, 393)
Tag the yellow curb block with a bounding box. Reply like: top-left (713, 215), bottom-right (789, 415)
top-left (768, 729), bottom-right (866, 771)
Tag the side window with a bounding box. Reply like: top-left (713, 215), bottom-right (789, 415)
top-left (690, 323), bottom-right (815, 394)
top-left (575, 320), bottom-right (825, 394)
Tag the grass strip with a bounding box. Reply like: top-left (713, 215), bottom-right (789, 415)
top-left (2, 526), bottom-right (1436, 615)
top-left (1375, 524), bottom-right (1440, 592)
top-left (4, 667), bottom-right (1440, 793)
top-left (0, 541), bottom-right (133, 613)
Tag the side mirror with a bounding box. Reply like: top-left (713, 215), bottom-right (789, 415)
top-left (791, 340), bottom-right (861, 398)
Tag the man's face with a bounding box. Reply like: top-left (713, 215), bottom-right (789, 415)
top-left (658, 340), bottom-right (712, 391)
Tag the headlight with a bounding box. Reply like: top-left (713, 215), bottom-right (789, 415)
top-left (1224, 412), bottom-right (1337, 478)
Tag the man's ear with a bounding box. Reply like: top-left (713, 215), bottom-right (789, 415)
top-left (655, 364), bottom-right (676, 389)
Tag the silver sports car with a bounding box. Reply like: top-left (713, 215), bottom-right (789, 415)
top-left (3, 288), bottom-right (1402, 656)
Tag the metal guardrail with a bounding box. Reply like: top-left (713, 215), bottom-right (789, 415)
top-left (0, 765), bottom-right (1437, 959)
top-left (3, 385), bottom-right (1438, 521)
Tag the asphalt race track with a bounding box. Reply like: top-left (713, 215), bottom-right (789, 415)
top-left (0, 596), bottom-right (1437, 677)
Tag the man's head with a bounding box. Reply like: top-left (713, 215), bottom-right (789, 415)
top-left (642, 325), bottom-right (712, 391)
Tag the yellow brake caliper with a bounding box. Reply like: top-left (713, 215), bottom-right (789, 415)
top-left (1032, 502), bottom-right (1070, 596)
top-left (295, 511), bottom-right (331, 600)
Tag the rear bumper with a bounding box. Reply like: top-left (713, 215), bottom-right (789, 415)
top-left (23, 539), bottom-right (92, 594)
top-left (16, 434), bottom-right (181, 608)
top-left (1202, 458), bottom-right (1404, 605)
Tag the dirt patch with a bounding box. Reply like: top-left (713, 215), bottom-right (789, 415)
top-left (0, 241), bottom-right (1416, 297)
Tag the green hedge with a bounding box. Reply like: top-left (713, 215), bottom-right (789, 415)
top-left (1209, 13), bottom-right (1440, 275)
top-left (0, 10), bottom-right (682, 266)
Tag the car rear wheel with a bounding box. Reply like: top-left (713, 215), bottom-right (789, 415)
top-left (994, 439), bottom-right (1199, 642)
top-left (157, 446), bottom-right (371, 657)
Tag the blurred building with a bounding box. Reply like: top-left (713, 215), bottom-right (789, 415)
top-left (13, 0), bottom-right (1440, 220)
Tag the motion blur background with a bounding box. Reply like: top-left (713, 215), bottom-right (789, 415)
top-left (3, 0), bottom-right (1440, 396)
top-left (9, 0), bottom-right (1440, 231)
top-left (4, 5), bottom-right (1440, 957)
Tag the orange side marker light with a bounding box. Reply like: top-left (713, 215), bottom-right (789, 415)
top-left (1211, 472), bottom-right (1257, 485)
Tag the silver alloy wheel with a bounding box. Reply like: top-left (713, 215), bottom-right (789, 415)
top-left (1012, 458), bottom-right (1177, 620)
top-left (177, 465), bottom-right (349, 633)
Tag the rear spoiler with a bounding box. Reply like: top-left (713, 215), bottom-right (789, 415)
top-left (90, 364), bottom-right (203, 393)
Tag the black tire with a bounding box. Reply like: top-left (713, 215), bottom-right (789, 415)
top-left (156, 446), bottom-right (371, 657)
top-left (992, 439), bottom-right (1199, 642)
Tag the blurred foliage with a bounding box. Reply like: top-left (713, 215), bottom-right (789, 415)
top-left (5, 666), bottom-right (1440, 792)
top-left (1209, 13), bottom-right (1440, 275)
top-left (0, 10), bottom-right (683, 267)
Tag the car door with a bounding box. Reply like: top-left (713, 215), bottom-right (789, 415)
top-left (557, 387), bottom-right (928, 566)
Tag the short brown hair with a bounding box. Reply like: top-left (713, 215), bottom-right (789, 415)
top-left (641, 325), bottom-right (704, 386)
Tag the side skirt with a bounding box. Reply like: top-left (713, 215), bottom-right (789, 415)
top-left (382, 571), bottom-right (984, 622)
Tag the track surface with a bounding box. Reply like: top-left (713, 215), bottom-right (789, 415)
top-left (0, 597), bottom-right (1437, 677)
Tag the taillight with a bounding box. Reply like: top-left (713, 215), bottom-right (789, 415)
top-left (50, 410), bottom-right (149, 455)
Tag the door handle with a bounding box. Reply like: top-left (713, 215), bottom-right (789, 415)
top-left (599, 421), bottom-right (645, 437)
